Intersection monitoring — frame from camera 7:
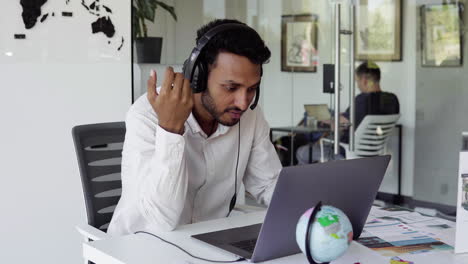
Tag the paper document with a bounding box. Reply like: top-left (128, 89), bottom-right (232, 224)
top-left (358, 206), bottom-right (454, 257)
top-left (455, 149), bottom-right (468, 253)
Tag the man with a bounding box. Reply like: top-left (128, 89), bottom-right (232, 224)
top-left (340, 61), bottom-right (400, 144)
top-left (108, 19), bottom-right (282, 235)
top-left (296, 61), bottom-right (400, 163)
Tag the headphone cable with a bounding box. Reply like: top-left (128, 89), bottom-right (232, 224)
top-left (135, 231), bottom-right (245, 263)
top-left (236, 121), bottom-right (240, 203)
top-left (228, 120), bottom-right (241, 216)
top-left (235, 121), bottom-right (240, 202)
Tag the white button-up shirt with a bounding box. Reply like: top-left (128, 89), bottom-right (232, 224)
top-left (108, 93), bottom-right (282, 235)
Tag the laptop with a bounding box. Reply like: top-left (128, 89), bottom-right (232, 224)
top-left (192, 155), bottom-right (390, 262)
top-left (304, 104), bottom-right (332, 121)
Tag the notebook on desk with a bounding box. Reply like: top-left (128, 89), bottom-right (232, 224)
top-left (304, 104), bottom-right (332, 121)
top-left (192, 156), bottom-right (391, 263)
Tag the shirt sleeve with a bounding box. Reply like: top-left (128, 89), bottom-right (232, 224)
top-left (243, 108), bottom-right (282, 206)
top-left (343, 106), bottom-right (350, 120)
top-left (342, 94), bottom-right (367, 128)
top-left (121, 106), bottom-right (188, 231)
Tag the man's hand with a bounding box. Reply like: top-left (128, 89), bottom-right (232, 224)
top-left (320, 115), bottom-right (350, 130)
top-left (147, 67), bottom-right (193, 135)
top-left (322, 115), bottom-right (350, 125)
top-left (339, 115), bottom-right (350, 125)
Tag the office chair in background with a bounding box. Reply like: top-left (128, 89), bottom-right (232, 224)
top-left (72, 121), bottom-right (126, 261)
top-left (320, 114), bottom-right (400, 161)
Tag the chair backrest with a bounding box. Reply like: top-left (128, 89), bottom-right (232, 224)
top-left (353, 114), bottom-right (400, 157)
top-left (72, 122), bottom-right (125, 232)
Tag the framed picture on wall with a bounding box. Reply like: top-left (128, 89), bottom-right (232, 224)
top-left (355, 0), bottom-right (402, 61)
top-left (421, 3), bottom-right (463, 67)
top-left (281, 14), bottom-right (318, 72)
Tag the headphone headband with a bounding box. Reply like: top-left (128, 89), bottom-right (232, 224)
top-left (183, 23), bottom-right (259, 80)
top-left (183, 23), bottom-right (263, 110)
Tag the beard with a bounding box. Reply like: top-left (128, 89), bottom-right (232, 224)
top-left (201, 90), bottom-right (242, 127)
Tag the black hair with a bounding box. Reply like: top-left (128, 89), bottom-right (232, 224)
top-left (196, 19), bottom-right (271, 68)
top-left (356, 61), bottom-right (381, 82)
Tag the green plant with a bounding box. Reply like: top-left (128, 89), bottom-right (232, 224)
top-left (132, 0), bottom-right (177, 38)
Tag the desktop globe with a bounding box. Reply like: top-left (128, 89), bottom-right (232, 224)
top-left (296, 202), bottom-right (353, 264)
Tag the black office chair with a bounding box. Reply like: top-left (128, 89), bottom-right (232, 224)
top-left (72, 122), bottom-right (125, 235)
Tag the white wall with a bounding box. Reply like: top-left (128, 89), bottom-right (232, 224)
top-left (413, 0), bottom-right (468, 205)
top-left (0, 1), bottom-right (131, 263)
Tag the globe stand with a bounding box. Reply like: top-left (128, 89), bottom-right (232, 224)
top-left (304, 201), bottom-right (330, 264)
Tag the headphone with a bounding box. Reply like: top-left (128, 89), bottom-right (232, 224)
top-left (183, 23), bottom-right (264, 214)
top-left (182, 23), bottom-right (262, 110)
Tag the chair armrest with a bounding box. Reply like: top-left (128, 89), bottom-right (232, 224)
top-left (76, 223), bottom-right (109, 241)
top-left (339, 142), bottom-right (349, 149)
top-left (319, 137), bottom-right (349, 162)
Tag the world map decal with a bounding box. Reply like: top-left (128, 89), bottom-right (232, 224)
top-left (17, 0), bottom-right (125, 51)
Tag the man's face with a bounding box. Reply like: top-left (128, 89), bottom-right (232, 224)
top-left (356, 75), bottom-right (366, 92)
top-left (202, 52), bottom-right (261, 126)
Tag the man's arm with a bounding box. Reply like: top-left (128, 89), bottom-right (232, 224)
top-left (124, 68), bottom-right (193, 231)
top-left (342, 94), bottom-right (368, 129)
top-left (243, 108), bottom-right (282, 206)
top-left (123, 109), bottom-right (188, 231)
top-left (339, 115), bottom-right (350, 124)
top-left (321, 115), bottom-right (349, 128)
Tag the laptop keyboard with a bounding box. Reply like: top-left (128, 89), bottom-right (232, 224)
top-left (230, 238), bottom-right (258, 253)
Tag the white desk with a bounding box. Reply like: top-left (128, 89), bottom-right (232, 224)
top-left (84, 210), bottom-right (468, 264)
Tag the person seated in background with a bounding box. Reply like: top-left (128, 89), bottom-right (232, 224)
top-left (296, 61), bottom-right (400, 164)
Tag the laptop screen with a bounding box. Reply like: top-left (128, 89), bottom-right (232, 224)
top-left (304, 104), bottom-right (331, 121)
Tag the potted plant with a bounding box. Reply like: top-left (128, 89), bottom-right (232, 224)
top-left (133, 0), bottom-right (177, 63)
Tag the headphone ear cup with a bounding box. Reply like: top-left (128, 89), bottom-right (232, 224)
top-left (182, 59), bottom-right (189, 75)
top-left (184, 58), bottom-right (198, 92)
top-left (194, 61), bottom-right (208, 93)
top-left (191, 64), bottom-right (200, 93)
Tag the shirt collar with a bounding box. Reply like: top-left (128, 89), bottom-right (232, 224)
top-left (186, 113), bottom-right (230, 138)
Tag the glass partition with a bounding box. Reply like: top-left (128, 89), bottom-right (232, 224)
top-left (259, 1), bottom-right (339, 167)
top-left (132, 0), bottom-right (468, 209)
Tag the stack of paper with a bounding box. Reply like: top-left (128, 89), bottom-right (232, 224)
top-left (357, 206), bottom-right (455, 257)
